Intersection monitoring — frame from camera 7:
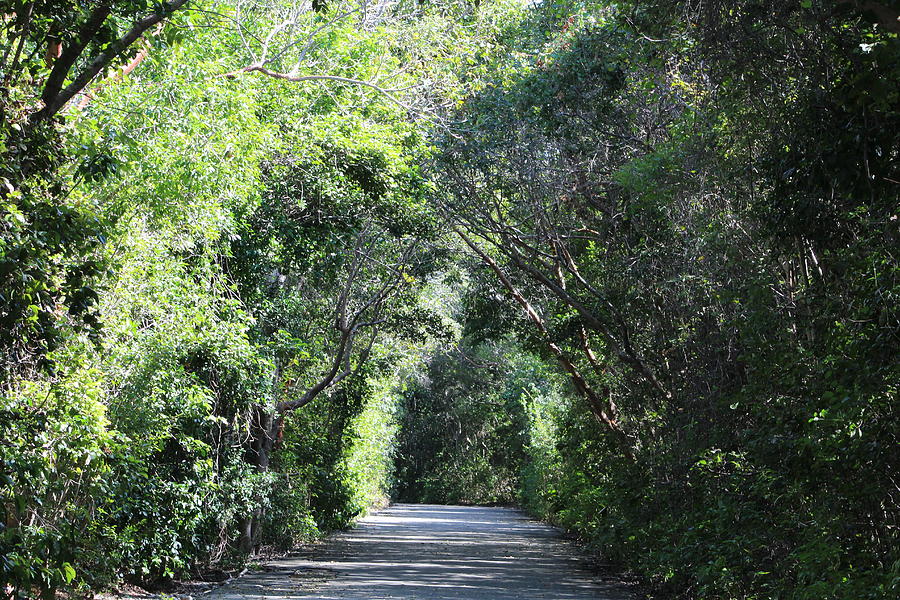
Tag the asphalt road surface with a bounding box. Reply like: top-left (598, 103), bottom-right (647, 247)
top-left (211, 504), bottom-right (633, 600)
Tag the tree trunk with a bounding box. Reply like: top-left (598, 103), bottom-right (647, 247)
top-left (238, 406), bottom-right (281, 554)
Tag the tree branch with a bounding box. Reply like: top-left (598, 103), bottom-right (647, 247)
top-left (454, 224), bottom-right (634, 459)
top-left (275, 235), bottom-right (410, 414)
top-left (501, 241), bottom-right (672, 401)
top-left (39, 2), bottom-right (112, 109)
top-left (221, 66), bottom-right (412, 112)
top-left (31, 0), bottom-right (190, 124)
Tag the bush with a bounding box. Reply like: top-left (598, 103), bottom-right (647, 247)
top-left (1, 369), bottom-right (113, 597)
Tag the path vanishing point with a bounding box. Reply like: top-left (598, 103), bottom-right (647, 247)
top-left (209, 504), bottom-right (634, 600)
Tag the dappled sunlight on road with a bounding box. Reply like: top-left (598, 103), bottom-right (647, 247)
top-left (212, 504), bottom-right (632, 600)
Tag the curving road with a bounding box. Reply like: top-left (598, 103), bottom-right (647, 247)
top-left (211, 504), bottom-right (634, 600)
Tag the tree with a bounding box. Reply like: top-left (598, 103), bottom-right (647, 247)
top-left (429, 1), bottom-right (899, 596)
top-left (0, 0), bottom-right (190, 378)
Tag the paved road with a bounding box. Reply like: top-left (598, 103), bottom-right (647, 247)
top-left (211, 504), bottom-right (633, 600)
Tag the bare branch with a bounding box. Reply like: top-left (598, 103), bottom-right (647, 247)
top-left (453, 224), bottom-right (634, 459)
top-left (276, 234), bottom-right (414, 414)
top-left (283, 7), bottom-right (361, 71)
top-left (222, 65), bottom-right (413, 112)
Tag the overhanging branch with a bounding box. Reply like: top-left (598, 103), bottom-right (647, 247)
top-left (31, 0), bottom-right (190, 124)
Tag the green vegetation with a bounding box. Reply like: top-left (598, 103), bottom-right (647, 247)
top-left (1, 1), bottom-right (897, 599)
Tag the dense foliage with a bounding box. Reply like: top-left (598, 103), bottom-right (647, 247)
top-left (399, 2), bottom-right (899, 599)
top-left (1, 1), bottom-right (457, 597)
top-left (2, 1), bottom-right (897, 599)
top-left (395, 341), bottom-right (552, 505)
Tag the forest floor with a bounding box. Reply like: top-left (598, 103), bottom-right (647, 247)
top-left (199, 504), bottom-right (636, 600)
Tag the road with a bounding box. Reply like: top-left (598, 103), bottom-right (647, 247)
top-left (210, 504), bottom-right (633, 600)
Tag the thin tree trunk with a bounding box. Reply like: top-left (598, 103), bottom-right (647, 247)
top-left (239, 406), bottom-right (280, 553)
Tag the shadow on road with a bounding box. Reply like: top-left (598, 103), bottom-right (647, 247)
top-left (213, 504), bottom-right (634, 600)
